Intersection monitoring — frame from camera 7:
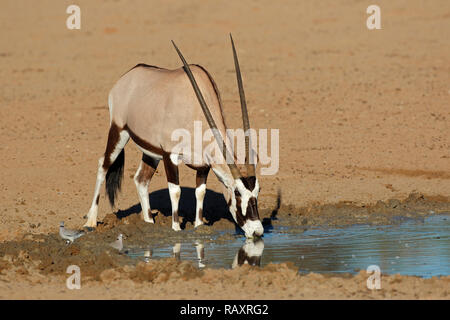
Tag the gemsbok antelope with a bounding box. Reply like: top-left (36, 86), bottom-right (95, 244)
top-left (83, 35), bottom-right (264, 238)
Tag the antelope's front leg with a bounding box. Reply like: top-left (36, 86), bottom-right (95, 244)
top-left (163, 153), bottom-right (181, 231)
top-left (194, 167), bottom-right (210, 227)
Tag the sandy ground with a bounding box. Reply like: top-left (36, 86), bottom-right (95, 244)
top-left (1, 261), bottom-right (448, 300)
top-left (0, 0), bottom-right (449, 299)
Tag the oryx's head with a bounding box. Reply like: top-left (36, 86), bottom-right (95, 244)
top-left (228, 175), bottom-right (262, 238)
top-left (172, 34), bottom-right (263, 238)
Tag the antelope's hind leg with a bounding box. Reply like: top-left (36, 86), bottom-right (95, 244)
top-left (163, 153), bottom-right (181, 231)
top-left (84, 124), bottom-right (129, 228)
top-left (134, 154), bottom-right (159, 223)
top-left (194, 167), bottom-right (210, 228)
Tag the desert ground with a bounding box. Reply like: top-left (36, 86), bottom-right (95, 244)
top-left (0, 0), bottom-right (449, 299)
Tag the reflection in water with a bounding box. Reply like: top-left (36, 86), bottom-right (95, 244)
top-left (194, 241), bottom-right (206, 268)
top-left (124, 214), bottom-right (449, 278)
top-left (264, 214), bottom-right (449, 278)
top-left (231, 239), bottom-right (264, 269)
top-left (172, 243), bottom-right (181, 260)
top-left (126, 239), bottom-right (265, 269)
top-left (143, 249), bottom-right (152, 263)
top-left (169, 240), bottom-right (264, 269)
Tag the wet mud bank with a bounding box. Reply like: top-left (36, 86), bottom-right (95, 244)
top-left (274, 193), bottom-right (450, 227)
top-left (0, 193), bottom-right (448, 284)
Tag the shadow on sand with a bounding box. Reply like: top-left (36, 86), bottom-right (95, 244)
top-left (113, 187), bottom-right (282, 234)
top-left (113, 187), bottom-right (237, 230)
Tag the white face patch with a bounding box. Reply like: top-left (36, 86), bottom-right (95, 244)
top-left (253, 179), bottom-right (260, 198)
top-left (234, 178), bottom-right (260, 216)
top-left (228, 191), bottom-right (237, 222)
top-left (241, 219), bottom-right (264, 238)
top-left (233, 178), bottom-right (263, 238)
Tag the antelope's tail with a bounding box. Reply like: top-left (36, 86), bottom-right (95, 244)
top-left (105, 149), bottom-right (125, 207)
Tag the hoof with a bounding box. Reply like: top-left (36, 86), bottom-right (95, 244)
top-left (83, 220), bottom-right (97, 229)
top-left (172, 223), bottom-right (181, 232)
top-left (194, 220), bottom-right (204, 228)
top-left (143, 218), bottom-right (155, 224)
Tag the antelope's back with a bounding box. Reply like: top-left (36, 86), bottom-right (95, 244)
top-left (109, 64), bottom-right (228, 157)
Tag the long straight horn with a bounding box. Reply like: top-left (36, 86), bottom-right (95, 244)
top-left (171, 41), bottom-right (242, 179)
top-left (230, 34), bottom-right (255, 177)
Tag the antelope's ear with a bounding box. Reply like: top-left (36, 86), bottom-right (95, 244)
top-left (212, 168), bottom-right (233, 190)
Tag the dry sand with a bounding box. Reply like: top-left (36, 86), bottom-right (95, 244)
top-left (0, 0), bottom-right (449, 299)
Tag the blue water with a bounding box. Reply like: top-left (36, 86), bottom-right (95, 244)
top-left (126, 214), bottom-right (450, 278)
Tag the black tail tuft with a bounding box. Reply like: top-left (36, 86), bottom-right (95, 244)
top-left (105, 149), bottom-right (125, 207)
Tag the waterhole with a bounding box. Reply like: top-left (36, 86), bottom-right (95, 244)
top-left (124, 214), bottom-right (449, 278)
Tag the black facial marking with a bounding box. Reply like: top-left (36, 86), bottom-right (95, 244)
top-left (246, 197), bottom-right (259, 221)
top-left (235, 196), bottom-right (245, 227)
top-left (239, 176), bottom-right (256, 191)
